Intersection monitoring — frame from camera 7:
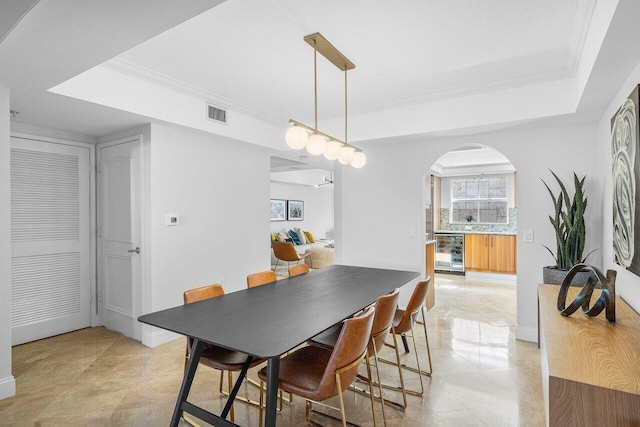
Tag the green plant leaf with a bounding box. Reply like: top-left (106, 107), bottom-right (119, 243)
top-left (542, 170), bottom-right (593, 269)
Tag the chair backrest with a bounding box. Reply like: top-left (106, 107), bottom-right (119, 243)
top-left (288, 263), bottom-right (309, 277)
top-left (247, 270), bottom-right (277, 288)
top-left (368, 288), bottom-right (400, 356)
top-left (183, 283), bottom-right (224, 304)
top-left (315, 305), bottom-right (375, 399)
top-left (272, 241), bottom-right (301, 262)
top-left (395, 277), bottom-right (431, 334)
top-left (183, 284), bottom-right (225, 360)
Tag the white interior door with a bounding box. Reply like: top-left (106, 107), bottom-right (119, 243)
top-left (98, 137), bottom-right (142, 341)
top-left (10, 137), bottom-right (92, 345)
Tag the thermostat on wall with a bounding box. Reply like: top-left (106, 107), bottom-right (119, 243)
top-left (165, 214), bottom-right (179, 226)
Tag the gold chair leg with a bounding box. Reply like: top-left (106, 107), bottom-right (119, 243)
top-left (355, 326), bottom-right (410, 409)
top-left (399, 319), bottom-right (432, 376)
top-left (371, 346), bottom-right (388, 425)
top-left (389, 325), bottom-right (408, 407)
top-left (408, 324), bottom-right (425, 395)
top-left (305, 399), bottom-right (313, 423)
top-left (375, 325), bottom-right (414, 404)
top-left (259, 380), bottom-right (264, 427)
top-left (379, 325), bottom-right (427, 397)
top-left (335, 373), bottom-right (348, 427)
top-left (228, 371), bottom-right (235, 423)
top-left (181, 414), bottom-right (201, 427)
top-left (220, 374), bottom-right (267, 407)
top-left (305, 354), bottom-right (366, 427)
top-left (363, 355), bottom-right (379, 427)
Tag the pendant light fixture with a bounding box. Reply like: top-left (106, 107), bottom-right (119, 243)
top-left (285, 33), bottom-right (366, 168)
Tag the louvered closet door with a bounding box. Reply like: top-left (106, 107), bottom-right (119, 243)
top-left (10, 137), bottom-right (91, 345)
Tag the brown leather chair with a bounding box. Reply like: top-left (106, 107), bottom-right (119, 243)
top-left (246, 270), bottom-right (277, 288)
top-left (380, 278), bottom-right (433, 397)
top-left (183, 284), bottom-right (266, 423)
top-left (258, 306), bottom-right (376, 427)
top-left (272, 241), bottom-right (312, 272)
top-left (310, 288), bottom-right (401, 423)
top-left (288, 263), bottom-right (309, 277)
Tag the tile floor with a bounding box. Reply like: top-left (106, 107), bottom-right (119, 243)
top-left (0, 273), bottom-right (545, 426)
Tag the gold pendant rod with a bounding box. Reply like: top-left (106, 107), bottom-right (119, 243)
top-left (314, 42), bottom-right (318, 131)
top-left (344, 68), bottom-right (348, 143)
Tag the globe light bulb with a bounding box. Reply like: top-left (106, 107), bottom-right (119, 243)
top-left (285, 126), bottom-right (308, 150)
top-left (324, 140), bottom-right (342, 160)
top-left (306, 133), bottom-right (327, 156)
top-left (338, 146), bottom-right (356, 164)
top-left (351, 151), bottom-right (366, 168)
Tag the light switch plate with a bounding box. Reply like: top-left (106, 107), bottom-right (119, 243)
top-left (523, 229), bottom-right (534, 243)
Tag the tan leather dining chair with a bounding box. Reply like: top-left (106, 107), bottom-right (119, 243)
top-left (288, 263), bottom-right (310, 277)
top-left (246, 270), bottom-right (277, 288)
top-left (379, 278), bottom-right (433, 398)
top-left (183, 284), bottom-right (265, 423)
top-left (245, 269), bottom-right (292, 407)
top-left (272, 241), bottom-right (312, 272)
top-left (310, 288), bottom-right (401, 424)
top-left (258, 306), bottom-right (376, 427)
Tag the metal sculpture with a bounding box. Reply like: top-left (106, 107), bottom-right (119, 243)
top-left (556, 263), bottom-right (616, 321)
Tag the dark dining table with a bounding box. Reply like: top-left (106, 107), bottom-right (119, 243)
top-left (138, 264), bottom-right (420, 426)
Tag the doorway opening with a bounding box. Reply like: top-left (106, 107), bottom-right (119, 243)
top-left (425, 145), bottom-right (517, 282)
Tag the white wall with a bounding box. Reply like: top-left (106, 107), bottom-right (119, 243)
top-left (270, 181), bottom-right (334, 239)
top-left (598, 56), bottom-right (640, 313)
top-left (148, 123), bottom-right (271, 317)
top-left (336, 123), bottom-right (601, 342)
top-left (0, 87), bottom-right (16, 399)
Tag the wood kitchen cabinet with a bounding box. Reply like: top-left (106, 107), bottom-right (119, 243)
top-left (425, 241), bottom-right (435, 309)
top-left (464, 234), bottom-right (516, 274)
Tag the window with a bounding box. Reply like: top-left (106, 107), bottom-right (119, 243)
top-left (450, 176), bottom-right (508, 224)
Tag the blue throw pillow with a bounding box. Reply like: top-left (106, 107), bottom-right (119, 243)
top-left (288, 230), bottom-right (302, 245)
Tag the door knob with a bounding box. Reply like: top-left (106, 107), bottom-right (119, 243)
top-left (128, 247), bottom-right (140, 254)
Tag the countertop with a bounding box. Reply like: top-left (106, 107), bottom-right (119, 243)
top-left (434, 230), bottom-right (516, 236)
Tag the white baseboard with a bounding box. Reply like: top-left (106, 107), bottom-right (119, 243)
top-left (515, 326), bottom-right (538, 343)
top-left (465, 271), bottom-right (517, 285)
top-left (0, 375), bottom-right (16, 400)
top-left (141, 326), bottom-right (181, 348)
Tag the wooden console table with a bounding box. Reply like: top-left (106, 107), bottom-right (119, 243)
top-left (538, 284), bottom-right (640, 426)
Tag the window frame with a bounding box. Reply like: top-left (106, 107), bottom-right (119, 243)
top-left (449, 175), bottom-right (509, 225)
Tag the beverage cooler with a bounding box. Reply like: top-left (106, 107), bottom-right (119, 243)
top-left (435, 233), bottom-right (465, 273)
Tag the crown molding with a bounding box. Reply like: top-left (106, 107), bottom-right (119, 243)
top-left (102, 58), bottom-right (283, 126)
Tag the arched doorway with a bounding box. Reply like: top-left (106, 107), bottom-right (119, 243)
top-left (425, 144), bottom-right (518, 310)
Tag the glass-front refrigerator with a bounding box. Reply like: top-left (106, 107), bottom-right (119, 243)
top-left (435, 233), bottom-right (465, 273)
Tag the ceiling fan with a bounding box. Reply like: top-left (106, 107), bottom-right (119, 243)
top-left (314, 175), bottom-right (334, 188)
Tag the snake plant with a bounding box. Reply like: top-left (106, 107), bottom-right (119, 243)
top-left (541, 170), bottom-right (595, 270)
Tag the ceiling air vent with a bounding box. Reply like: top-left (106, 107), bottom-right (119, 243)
top-left (207, 104), bottom-right (227, 124)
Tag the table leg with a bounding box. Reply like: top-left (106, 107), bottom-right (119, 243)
top-left (220, 356), bottom-right (253, 419)
top-left (264, 356), bottom-right (280, 427)
top-left (170, 338), bottom-right (203, 427)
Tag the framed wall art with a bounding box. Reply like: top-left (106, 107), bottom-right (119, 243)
top-left (270, 199), bottom-right (286, 221)
top-left (287, 200), bottom-right (304, 221)
top-left (611, 84), bottom-right (640, 277)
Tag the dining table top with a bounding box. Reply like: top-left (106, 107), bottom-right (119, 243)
top-left (138, 264), bottom-right (420, 359)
